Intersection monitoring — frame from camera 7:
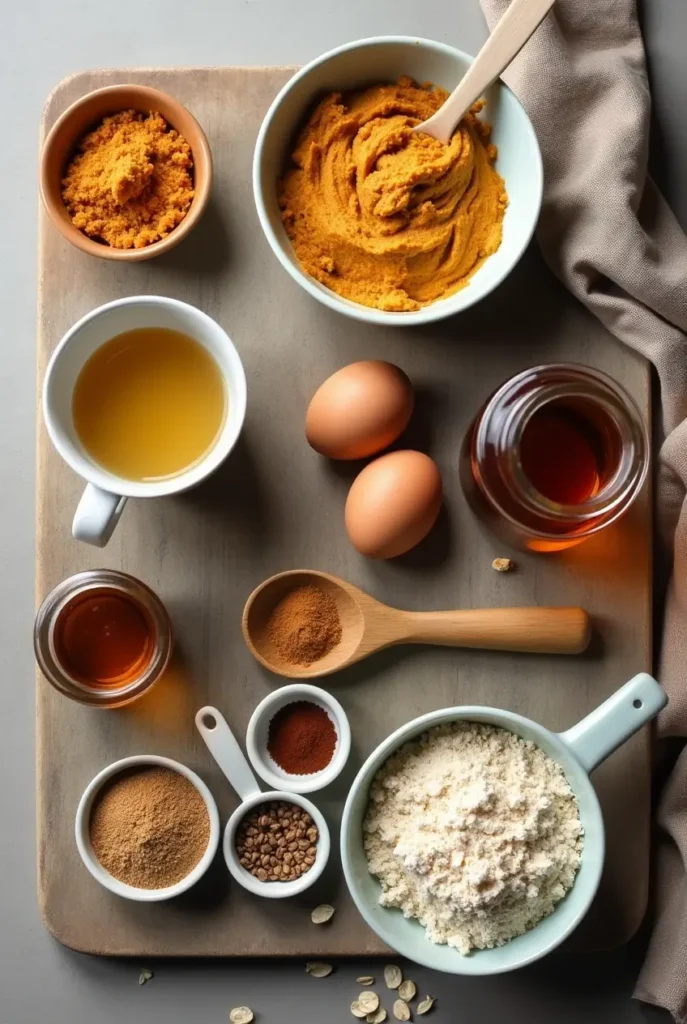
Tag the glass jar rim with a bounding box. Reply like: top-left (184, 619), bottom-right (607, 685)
top-left (34, 569), bottom-right (173, 707)
top-left (474, 363), bottom-right (649, 540)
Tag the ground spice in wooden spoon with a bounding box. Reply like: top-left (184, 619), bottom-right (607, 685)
top-left (265, 584), bottom-right (342, 665)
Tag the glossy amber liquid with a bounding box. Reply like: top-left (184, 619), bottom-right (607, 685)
top-left (519, 402), bottom-right (605, 505)
top-left (54, 588), bottom-right (154, 687)
top-left (462, 393), bottom-right (624, 552)
top-left (73, 327), bottom-right (226, 481)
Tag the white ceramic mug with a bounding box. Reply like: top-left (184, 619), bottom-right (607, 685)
top-left (43, 296), bottom-right (247, 547)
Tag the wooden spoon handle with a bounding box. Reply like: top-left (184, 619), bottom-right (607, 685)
top-left (417, 0), bottom-right (556, 143)
top-left (400, 607), bottom-right (590, 654)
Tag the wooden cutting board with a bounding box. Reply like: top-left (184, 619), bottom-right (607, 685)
top-left (37, 68), bottom-right (652, 957)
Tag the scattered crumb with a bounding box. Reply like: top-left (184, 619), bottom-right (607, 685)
top-left (492, 557), bottom-right (515, 572)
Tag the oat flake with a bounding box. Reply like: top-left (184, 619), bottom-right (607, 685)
top-left (229, 1009), bottom-right (254, 1024)
top-left (311, 904), bottom-right (335, 924)
top-left (393, 1000), bottom-right (411, 1021)
top-left (305, 961), bottom-right (333, 978)
top-left (398, 980), bottom-right (416, 1002)
top-left (358, 991), bottom-right (380, 1013)
top-left (384, 965), bottom-right (402, 989)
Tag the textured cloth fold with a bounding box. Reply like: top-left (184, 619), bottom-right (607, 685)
top-left (479, 1), bottom-right (687, 1019)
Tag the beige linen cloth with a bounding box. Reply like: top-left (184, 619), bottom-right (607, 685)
top-left (479, 0), bottom-right (687, 1019)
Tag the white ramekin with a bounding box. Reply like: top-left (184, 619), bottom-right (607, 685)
top-left (246, 683), bottom-right (351, 794)
top-left (75, 754), bottom-right (220, 901)
top-left (223, 789), bottom-right (330, 899)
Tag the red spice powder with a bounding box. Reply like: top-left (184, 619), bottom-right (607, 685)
top-left (267, 700), bottom-right (337, 775)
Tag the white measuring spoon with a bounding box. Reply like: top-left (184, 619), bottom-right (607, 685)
top-left (196, 705), bottom-right (261, 802)
top-left (413, 0), bottom-right (556, 144)
top-left (195, 706), bottom-right (331, 898)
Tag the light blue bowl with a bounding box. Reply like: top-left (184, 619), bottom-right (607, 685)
top-left (253, 36), bottom-right (543, 326)
top-left (341, 673), bottom-right (666, 975)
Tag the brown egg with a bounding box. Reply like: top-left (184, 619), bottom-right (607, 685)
top-left (345, 450), bottom-right (443, 559)
top-left (305, 360), bottom-right (413, 460)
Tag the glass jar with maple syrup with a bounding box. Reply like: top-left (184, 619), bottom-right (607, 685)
top-left (460, 364), bottom-right (649, 552)
top-left (34, 570), bottom-right (173, 707)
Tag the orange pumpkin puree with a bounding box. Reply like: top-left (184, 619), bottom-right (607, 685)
top-left (278, 77), bottom-right (508, 312)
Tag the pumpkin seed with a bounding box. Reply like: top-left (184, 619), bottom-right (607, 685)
top-left (229, 1009), bottom-right (254, 1024)
top-left (384, 965), bottom-right (403, 989)
top-left (367, 1010), bottom-right (387, 1023)
top-left (393, 999), bottom-right (411, 1021)
top-left (351, 1001), bottom-right (367, 1018)
top-left (358, 991), bottom-right (380, 1013)
top-left (138, 968), bottom-right (153, 986)
top-left (305, 961), bottom-right (333, 978)
top-left (398, 980), bottom-right (416, 1002)
top-left (357, 976), bottom-right (375, 985)
top-left (311, 904), bottom-right (335, 925)
top-left (417, 995), bottom-right (435, 1015)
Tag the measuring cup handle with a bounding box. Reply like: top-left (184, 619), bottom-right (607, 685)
top-left (195, 706), bottom-right (261, 801)
top-left (558, 673), bottom-right (667, 774)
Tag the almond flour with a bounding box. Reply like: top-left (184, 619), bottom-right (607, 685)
top-left (89, 766), bottom-right (209, 889)
top-left (364, 722), bottom-right (583, 954)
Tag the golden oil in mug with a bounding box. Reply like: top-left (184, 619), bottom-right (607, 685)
top-left (72, 327), bottom-right (227, 481)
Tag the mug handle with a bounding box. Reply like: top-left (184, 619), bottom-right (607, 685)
top-left (558, 672), bottom-right (667, 774)
top-left (72, 484), bottom-right (127, 547)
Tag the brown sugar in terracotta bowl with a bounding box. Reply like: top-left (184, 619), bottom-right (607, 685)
top-left (40, 84), bottom-right (212, 261)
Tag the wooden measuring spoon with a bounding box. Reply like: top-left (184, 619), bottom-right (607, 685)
top-left (413, 0), bottom-right (556, 145)
top-left (242, 569), bottom-right (591, 680)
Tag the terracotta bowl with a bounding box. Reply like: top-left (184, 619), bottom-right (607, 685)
top-left (40, 84), bottom-right (212, 262)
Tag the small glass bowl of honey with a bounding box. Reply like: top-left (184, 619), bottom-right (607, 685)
top-left (34, 570), bottom-right (173, 707)
top-left (460, 364), bottom-right (649, 552)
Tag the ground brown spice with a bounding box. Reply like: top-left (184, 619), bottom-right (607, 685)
top-left (62, 110), bottom-right (194, 249)
top-left (266, 585), bottom-right (342, 665)
top-left (89, 766), bottom-right (210, 889)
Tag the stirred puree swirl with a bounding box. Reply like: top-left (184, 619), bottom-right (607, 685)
top-left (278, 77), bottom-right (508, 312)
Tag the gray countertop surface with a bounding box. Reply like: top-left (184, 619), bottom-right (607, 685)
top-left (1, 1), bottom-right (683, 1021)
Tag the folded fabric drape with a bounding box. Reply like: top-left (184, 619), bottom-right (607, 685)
top-left (478, 2), bottom-right (687, 1019)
